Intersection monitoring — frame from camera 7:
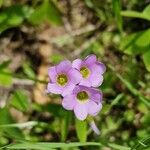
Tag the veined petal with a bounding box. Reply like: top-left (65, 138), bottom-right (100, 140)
top-left (90, 89), bottom-right (103, 103)
top-left (88, 101), bottom-right (102, 116)
top-left (72, 59), bottom-right (82, 70)
top-left (90, 73), bottom-right (103, 87)
top-left (74, 102), bottom-right (88, 120)
top-left (89, 62), bottom-right (106, 74)
top-left (48, 66), bottom-right (57, 82)
top-left (68, 68), bottom-right (82, 84)
top-left (47, 83), bottom-right (62, 94)
top-left (62, 94), bottom-right (76, 110)
top-left (79, 79), bottom-right (91, 87)
top-left (62, 83), bottom-right (75, 96)
top-left (96, 62), bottom-right (106, 74)
top-left (89, 63), bottom-right (105, 75)
top-left (56, 60), bottom-right (72, 73)
top-left (84, 54), bottom-right (96, 65)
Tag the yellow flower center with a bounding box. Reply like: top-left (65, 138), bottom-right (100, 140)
top-left (80, 66), bottom-right (90, 78)
top-left (57, 74), bottom-right (68, 86)
top-left (77, 91), bottom-right (89, 102)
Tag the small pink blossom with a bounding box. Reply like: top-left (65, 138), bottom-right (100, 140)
top-left (62, 85), bottom-right (102, 120)
top-left (72, 54), bottom-right (106, 87)
top-left (47, 60), bottom-right (82, 96)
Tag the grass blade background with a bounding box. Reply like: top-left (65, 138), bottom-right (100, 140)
top-left (4, 142), bottom-right (102, 149)
top-left (75, 119), bottom-right (87, 142)
top-left (113, 0), bottom-right (123, 33)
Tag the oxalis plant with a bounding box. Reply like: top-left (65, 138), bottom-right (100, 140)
top-left (47, 54), bottom-right (106, 135)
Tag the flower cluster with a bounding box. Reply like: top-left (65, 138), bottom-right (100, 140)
top-left (47, 54), bottom-right (105, 134)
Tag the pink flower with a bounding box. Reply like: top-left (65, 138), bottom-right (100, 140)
top-left (72, 54), bottom-right (106, 87)
top-left (47, 60), bottom-right (82, 96)
top-left (62, 85), bottom-right (102, 121)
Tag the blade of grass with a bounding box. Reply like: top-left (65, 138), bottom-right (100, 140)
top-left (111, 93), bottom-right (124, 106)
top-left (113, 0), bottom-right (123, 33)
top-left (0, 60), bottom-right (11, 70)
top-left (131, 136), bottom-right (150, 150)
top-left (5, 142), bottom-right (102, 149)
top-left (108, 143), bottom-right (130, 150)
top-left (75, 119), bottom-right (87, 142)
top-left (0, 71), bottom-right (48, 84)
top-left (0, 121), bottom-right (39, 129)
top-left (61, 111), bottom-right (72, 142)
top-left (108, 65), bottom-right (150, 108)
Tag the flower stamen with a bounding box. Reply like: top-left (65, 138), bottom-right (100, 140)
top-left (57, 74), bottom-right (68, 86)
top-left (77, 91), bottom-right (89, 102)
top-left (80, 66), bottom-right (90, 78)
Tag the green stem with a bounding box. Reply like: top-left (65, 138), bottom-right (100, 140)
top-left (0, 71), bottom-right (48, 84)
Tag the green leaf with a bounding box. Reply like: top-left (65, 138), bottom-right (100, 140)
top-left (131, 136), bottom-right (150, 150)
top-left (113, 0), bottom-right (123, 33)
top-left (28, 0), bottom-right (62, 26)
top-left (143, 50), bottom-right (150, 72)
top-left (84, 0), bottom-right (94, 8)
top-left (0, 5), bottom-right (33, 32)
top-left (124, 110), bottom-right (135, 122)
top-left (0, 107), bottom-right (24, 139)
top-left (0, 60), bottom-right (11, 71)
top-left (111, 93), bottom-right (124, 106)
top-left (121, 4), bottom-right (150, 21)
top-left (108, 65), bottom-right (150, 108)
top-left (61, 111), bottom-right (72, 142)
top-left (117, 73), bottom-right (150, 108)
top-left (0, 121), bottom-right (38, 129)
top-left (0, 61), bottom-right (12, 86)
top-left (120, 29), bottom-right (150, 55)
top-left (107, 93), bottom-right (124, 112)
top-left (22, 62), bottom-right (35, 78)
top-left (50, 55), bottom-right (64, 64)
top-left (108, 143), bottom-right (130, 150)
top-left (5, 142), bottom-right (102, 149)
top-left (143, 5), bottom-right (150, 17)
top-left (75, 119), bottom-right (87, 142)
top-left (0, 69), bottom-right (12, 86)
top-left (10, 90), bottom-right (30, 112)
top-left (43, 103), bottom-right (66, 117)
top-left (121, 11), bottom-right (148, 20)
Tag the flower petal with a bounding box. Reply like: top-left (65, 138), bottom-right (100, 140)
top-left (90, 89), bottom-right (103, 103)
top-left (84, 54), bottom-right (96, 65)
top-left (74, 102), bottom-right (88, 120)
top-left (88, 100), bottom-right (102, 116)
top-left (47, 83), bottom-right (62, 94)
top-left (68, 68), bottom-right (82, 84)
top-left (72, 59), bottom-right (82, 70)
top-left (79, 79), bottom-right (91, 87)
top-left (48, 66), bottom-right (57, 82)
top-left (56, 60), bottom-right (72, 73)
top-left (62, 83), bottom-right (75, 96)
top-left (89, 121), bottom-right (100, 135)
top-left (90, 73), bottom-right (103, 87)
top-left (96, 62), bottom-right (106, 74)
top-left (62, 94), bottom-right (76, 110)
top-left (89, 63), bottom-right (105, 75)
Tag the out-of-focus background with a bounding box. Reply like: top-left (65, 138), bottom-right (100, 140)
top-left (0, 0), bottom-right (150, 149)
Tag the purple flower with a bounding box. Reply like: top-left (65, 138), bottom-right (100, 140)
top-left (62, 85), bottom-right (102, 120)
top-left (47, 60), bottom-right (82, 96)
top-left (72, 54), bottom-right (106, 87)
